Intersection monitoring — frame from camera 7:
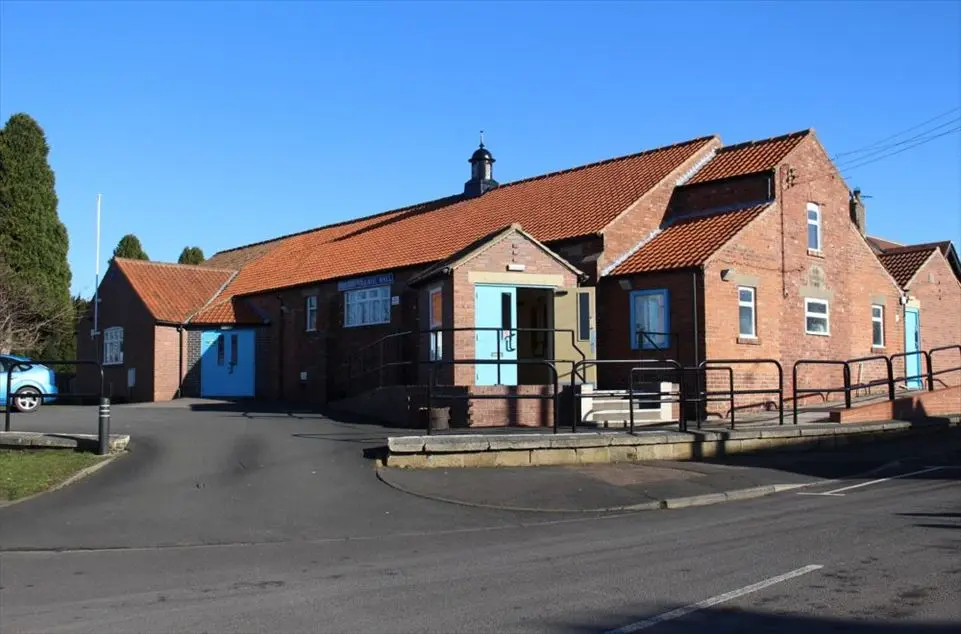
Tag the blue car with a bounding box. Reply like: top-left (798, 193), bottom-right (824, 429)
top-left (0, 355), bottom-right (58, 413)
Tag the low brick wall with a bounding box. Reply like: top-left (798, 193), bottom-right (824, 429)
top-left (830, 386), bottom-right (961, 424)
top-left (468, 385), bottom-right (556, 428)
top-left (384, 420), bottom-right (959, 468)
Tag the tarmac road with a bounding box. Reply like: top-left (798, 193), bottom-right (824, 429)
top-left (1, 404), bottom-right (958, 633)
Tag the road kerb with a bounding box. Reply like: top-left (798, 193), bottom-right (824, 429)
top-left (377, 466), bottom-right (816, 514)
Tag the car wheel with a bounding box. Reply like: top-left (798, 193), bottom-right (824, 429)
top-left (13, 387), bottom-right (42, 413)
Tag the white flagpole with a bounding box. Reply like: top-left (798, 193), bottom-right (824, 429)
top-left (93, 193), bottom-right (101, 339)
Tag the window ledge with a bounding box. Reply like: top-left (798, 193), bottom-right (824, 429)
top-left (103, 362), bottom-right (124, 367)
top-left (871, 345), bottom-right (885, 351)
top-left (737, 337), bottom-right (761, 345)
top-left (807, 249), bottom-right (825, 258)
top-left (805, 331), bottom-right (831, 337)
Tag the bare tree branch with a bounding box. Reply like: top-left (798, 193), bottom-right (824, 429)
top-left (0, 258), bottom-right (69, 356)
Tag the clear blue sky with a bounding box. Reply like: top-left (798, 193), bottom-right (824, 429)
top-left (2, 1), bottom-right (959, 296)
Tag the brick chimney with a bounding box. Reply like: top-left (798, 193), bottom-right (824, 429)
top-left (849, 188), bottom-right (866, 235)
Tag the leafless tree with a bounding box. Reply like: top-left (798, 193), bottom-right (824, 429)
top-left (0, 260), bottom-right (65, 355)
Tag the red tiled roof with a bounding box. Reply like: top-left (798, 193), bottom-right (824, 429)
top-left (219, 135), bottom-right (719, 297)
top-left (877, 244), bottom-right (942, 287)
top-left (114, 258), bottom-right (235, 323)
top-left (609, 204), bottom-right (771, 275)
top-left (686, 130), bottom-right (810, 185)
top-left (866, 235), bottom-right (903, 253)
top-left (189, 298), bottom-right (264, 325)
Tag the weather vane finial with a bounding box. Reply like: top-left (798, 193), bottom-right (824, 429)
top-left (479, 130), bottom-right (485, 148)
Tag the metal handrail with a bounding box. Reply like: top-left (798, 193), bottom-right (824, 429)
top-left (890, 350), bottom-right (933, 392)
top-left (793, 359), bottom-right (849, 424)
top-left (628, 364), bottom-right (684, 434)
top-left (426, 359), bottom-right (560, 435)
top-left (699, 359), bottom-right (785, 427)
top-left (570, 359), bottom-right (683, 432)
top-left (684, 366), bottom-right (736, 429)
top-left (928, 345), bottom-right (961, 389)
top-left (846, 355), bottom-right (895, 401)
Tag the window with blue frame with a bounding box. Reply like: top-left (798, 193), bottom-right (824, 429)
top-left (630, 289), bottom-right (670, 350)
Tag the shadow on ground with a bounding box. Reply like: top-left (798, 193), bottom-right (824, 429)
top-left (558, 605), bottom-right (961, 633)
top-left (699, 424), bottom-right (961, 482)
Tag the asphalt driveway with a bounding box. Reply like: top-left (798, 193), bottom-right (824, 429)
top-left (0, 402), bottom-right (531, 551)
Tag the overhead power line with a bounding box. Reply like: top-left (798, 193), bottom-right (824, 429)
top-left (835, 117), bottom-right (960, 169)
top-left (832, 105), bottom-right (961, 160)
top-left (839, 126), bottom-right (960, 173)
top-left (789, 123), bottom-right (960, 189)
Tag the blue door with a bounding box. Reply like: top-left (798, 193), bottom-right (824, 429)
top-left (200, 330), bottom-right (255, 397)
top-left (474, 285), bottom-right (517, 386)
top-left (904, 308), bottom-right (921, 389)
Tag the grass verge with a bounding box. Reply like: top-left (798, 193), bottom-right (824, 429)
top-left (0, 449), bottom-right (107, 501)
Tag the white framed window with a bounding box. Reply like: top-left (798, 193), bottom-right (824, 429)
top-left (738, 286), bottom-right (756, 338)
top-left (872, 304), bottom-right (884, 347)
top-left (103, 327), bottom-right (124, 365)
top-left (344, 286), bottom-right (390, 328)
top-left (806, 202), bottom-right (822, 251)
top-left (305, 295), bottom-right (318, 332)
top-left (804, 298), bottom-right (830, 335)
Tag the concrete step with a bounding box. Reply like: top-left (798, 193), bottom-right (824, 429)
top-left (587, 410), bottom-right (663, 423)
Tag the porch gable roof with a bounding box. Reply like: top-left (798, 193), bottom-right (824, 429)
top-left (407, 223), bottom-right (586, 286)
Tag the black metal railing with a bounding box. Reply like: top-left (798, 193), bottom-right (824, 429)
top-left (337, 327), bottom-right (589, 398)
top-left (792, 360), bottom-right (850, 424)
top-left (628, 363), bottom-right (684, 434)
top-left (635, 331), bottom-right (680, 358)
top-left (570, 359), bottom-right (683, 433)
top-left (928, 345), bottom-right (961, 389)
top-left (426, 359), bottom-right (560, 435)
top-left (890, 350), bottom-right (933, 392)
top-left (698, 359), bottom-right (785, 427)
top-left (846, 355), bottom-right (895, 401)
top-left (685, 365), bottom-right (735, 429)
top-left (3, 359), bottom-right (111, 455)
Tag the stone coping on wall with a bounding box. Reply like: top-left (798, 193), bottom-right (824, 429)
top-left (0, 431), bottom-right (130, 452)
top-left (384, 419), bottom-right (959, 468)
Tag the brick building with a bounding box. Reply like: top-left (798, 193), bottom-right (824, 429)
top-left (77, 131), bottom-right (960, 424)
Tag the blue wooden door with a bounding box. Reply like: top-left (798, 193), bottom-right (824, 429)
top-left (474, 285), bottom-right (517, 385)
top-left (200, 330), bottom-right (255, 397)
top-left (904, 308), bottom-right (921, 389)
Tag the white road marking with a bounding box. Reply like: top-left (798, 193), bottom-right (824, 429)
top-left (606, 564), bottom-right (823, 633)
top-left (798, 466), bottom-right (947, 497)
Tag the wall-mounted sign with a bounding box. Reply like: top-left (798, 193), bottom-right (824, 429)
top-left (337, 273), bottom-right (394, 292)
top-left (391, 296), bottom-right (401, 306)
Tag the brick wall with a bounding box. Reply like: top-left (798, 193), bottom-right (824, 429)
top-left (908, 252), bottom-right (961, 388)
top-left (182, 330), bottom-right (202, 397)
top-left (553, 236), bottom-right (604, 283)
top-left (596, 269), bottom-right (702, 391)
top-left (598, 138), bottom-right (722, 274)
top-left (153, 325), bottom-right (182, 401)
top-left (246, 268), bottom-right (422, 405)
top-left (668, 173), bottom-right (773, 220)
top-left (774, 135), bottom-right (903, 402)
top-left (451, 234), bottom-right (579, 386)
top-left (468, 385), bottom-right (556, 428)
top-left (699, 135), bottom-right (903, 411)
top-left (76, 265), bottom-right (156, 402)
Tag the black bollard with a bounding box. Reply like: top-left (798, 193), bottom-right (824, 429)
top-left (98, 397), bottom-right (111, 456)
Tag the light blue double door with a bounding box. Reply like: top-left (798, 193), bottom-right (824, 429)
top-left (475, 285), bottom-right (518, 386)
top-left (904, 307), bottom-right (921, 389)
top-left (200, 330), bottom-right (255, 397)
